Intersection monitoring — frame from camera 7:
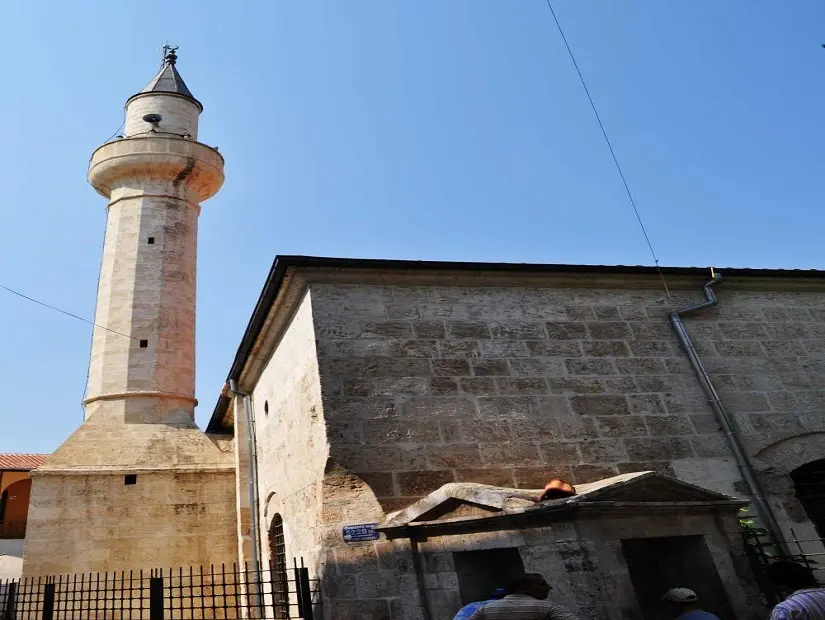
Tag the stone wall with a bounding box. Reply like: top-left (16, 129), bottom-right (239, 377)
top-left (23, 471), bottom-right (237, 577)
top-left (309, 277), bottom-right (825, 532)
top-left (251, 290), bottom-right (330, 577)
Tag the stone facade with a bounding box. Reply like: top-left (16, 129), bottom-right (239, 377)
top-left (227, 264), bottom-right (825, 618)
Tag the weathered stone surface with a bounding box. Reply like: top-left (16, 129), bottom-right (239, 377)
top-left (570, 395), bottom-right (630, 416)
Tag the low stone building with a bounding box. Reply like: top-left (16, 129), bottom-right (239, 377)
top-left (206, 255), bottom-right (825, 619)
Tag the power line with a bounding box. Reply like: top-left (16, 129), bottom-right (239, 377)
top-left (0, 283), bottom-right (139, 341)
top-left (542, 0), bottom-right (671, 300)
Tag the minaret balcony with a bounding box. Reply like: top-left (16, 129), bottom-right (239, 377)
top-left (88, 135), bottom-right (224, 202)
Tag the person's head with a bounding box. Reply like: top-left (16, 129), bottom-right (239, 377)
top-left (508, 574), bottom-right (551, 600)
top-left (662, 588), bottom-right (699, 613)
top-left (768, 561), bottom-right (818, 590)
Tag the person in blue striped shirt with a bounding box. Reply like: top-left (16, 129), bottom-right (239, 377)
top-left (768, 561), bottom-right (825, 620)
top-left (453, 587), bottom-right (508, 619)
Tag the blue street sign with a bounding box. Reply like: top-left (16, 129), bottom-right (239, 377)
top-left (342, 523), bottom-right (380, 542)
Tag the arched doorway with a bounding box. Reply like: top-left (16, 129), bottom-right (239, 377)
top-left (791, 460), bottom-right (825, 537)
top-left (267, 514), bottom-right (289, 618)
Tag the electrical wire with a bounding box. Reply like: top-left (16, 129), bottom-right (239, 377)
top-left (542, 0), bottom-right (671, 300)
top-left (0, 282), bottom-right (139, 341)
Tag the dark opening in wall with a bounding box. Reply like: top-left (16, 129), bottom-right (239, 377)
top-left (147, 237), bottom-right (155, 244)
top-left (139, 340), bottom-right (148, 348)
top-left (124, 475), bottom-right (137, 485)
top-left (264, 400), bottom-right (269, 415)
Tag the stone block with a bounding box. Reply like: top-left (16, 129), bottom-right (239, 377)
top-left (627, 394), bottom-right (667, 415)
top-left (713, 341), bottom-right (765, 357)
top-left (749, 413), bottom-right (805, 434)
top-left (615, 358), bottom-right (667, 375)
top-left (645, 416), bottom-right (694, 436)
top-left (390, 339), bottom-right (439, 358)
top-left (326, 600), bottom-right (391, 620)
top-left (510, 358), bottom-right (566, 376)
top-left (431, 359), bottom-right (471, 376)
top-left (594, 307), bottom-right (622, 320)
top-left (582, 341), bottom-right (630, 357)
top-left (332, 398), bottom-right (397, 420)
top-left (578, 440), bottom-right (626, 462)
top-left (439, 340), bottom-right (481, 358)
top-left (496, 377), bottom-right (549, 395)
top-left (430, 377), bottom-right (459, 395)
top-left (427, 444), bottom-right (482, 469)
top-left (479, 340), bottom-right (530, 357)
top-left (459, 377), bottom-right (496, 395)
top-left (455, 468), bottom-right (515, 487)
top-left (545, 322), bottom-right (588, 340)
top-left (490, 321), bottom-right (547, 339)
top-left (447, 321), bottom-right (490, 339)
top-left (631, 322), bottom-right (673, 340)
top-left (617, 461), bottom-right (676, 477)
top-left (690, 414), bottom-right (719, 434)
top-left (527, 340), bottom-right (583, 357)
top-left (472, 359), bottom-right (510, 376)
top-left (690, 434), bottom-right (730, 458)
top-left (477, 396), bottom-right (540, 418)
top-left (549, 377), bottom-right (603, 394)
top-left (625, 438), bottom-right (694, 460)
top-left (511, 418), bottom-right (562, 441)
top-left (587, 322), bottom-right (632, 340)
top-left (397, 470), bottom-right (455, 496)
top-left (363, 421), bottom-right (442, 444)
top-left (592, 416), bottom-right (648, 438)
top-left (413, 320), bottom-right (447, 339)
top-left (355, 472), bottom-right (396, 498)
top-left (386, 303), bottom-right (419, 319)
top-left (480, 442), bottom-right (542, 467)
top-left (629, 341), bottom-right (674, 357)
top-left (362, 321), bottom-right (414, 339)
top-left (456, 420), bottom-right (513, 442)
top-left (566, 359), bottom-right (617, 376)
top-left (570, 395), bottom-right (630, 416)
top-left (537, 443), bottom-right (582, 465)
top-left (571, 464), bottom-right (619, 483)
top-left (403, 397), bottom-right (475, 418)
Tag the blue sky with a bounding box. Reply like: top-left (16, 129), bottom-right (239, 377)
top-left (1, 1), bottom-right (823, 453)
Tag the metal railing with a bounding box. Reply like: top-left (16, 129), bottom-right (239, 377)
top-left (0, 521), bottom-right (25, 540)
top-left (0, 558), bottom-right (318, 619)
top-left (741, 516), bottom-right (824, 606)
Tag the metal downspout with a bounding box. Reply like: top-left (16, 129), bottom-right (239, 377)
top-left (230, 380), bottom-right (263, 602)
top-left (670, 270), bottom-right (787, 552)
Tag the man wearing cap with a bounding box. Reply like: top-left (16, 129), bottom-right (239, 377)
top-left (662, 588), bottom-right (720, 620)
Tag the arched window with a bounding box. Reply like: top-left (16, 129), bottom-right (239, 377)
top-left (791, 460), bottom-right (825, 537)
top-left (268, 514), bottom-right (289, 618)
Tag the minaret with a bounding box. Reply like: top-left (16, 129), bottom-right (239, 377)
top-left (23, 49), bottom-right (238, 577)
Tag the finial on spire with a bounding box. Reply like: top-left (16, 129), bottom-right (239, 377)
top-left (162, 44), bottom-right (179, 66)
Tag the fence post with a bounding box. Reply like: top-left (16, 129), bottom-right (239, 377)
top-left (1, 582), bottom-right (16, 620)
top-left (149, 576), bottom-right (164, 620)
top-left (42, 582), bottom-right (55, 620)
top-left (296, 567), bottom-right (313, 620)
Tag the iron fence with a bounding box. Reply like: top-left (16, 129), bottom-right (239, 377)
top-left (741, 518), bottom-right (824, 606)
top-left (0, 559), bottom-right (318, 620)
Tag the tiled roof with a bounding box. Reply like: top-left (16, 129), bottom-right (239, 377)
top-left (0, 454), bottom-right (47, 471)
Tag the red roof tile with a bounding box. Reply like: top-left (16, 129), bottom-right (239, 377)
top-left (0, 454), bottom-right (48, 470)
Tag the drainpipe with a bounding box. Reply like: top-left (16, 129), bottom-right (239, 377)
top-left (230, 380), bottom-right (263, 589)
top-left (670, 269), bottom-right (787, 553)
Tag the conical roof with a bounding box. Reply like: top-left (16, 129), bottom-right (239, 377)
top-left (128, 48), bottom-right (202, 111)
